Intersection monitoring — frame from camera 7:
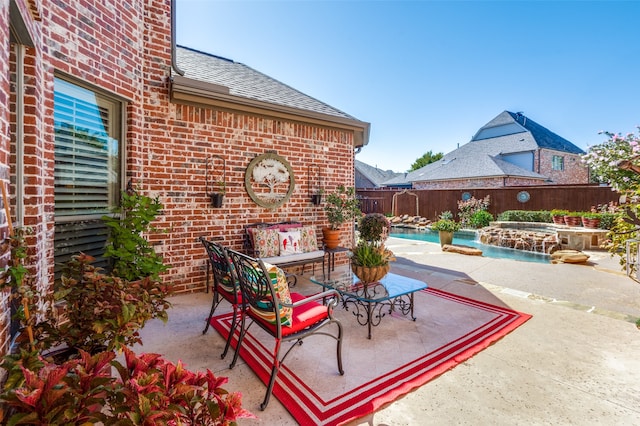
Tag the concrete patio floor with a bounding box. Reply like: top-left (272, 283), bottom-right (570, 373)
top-left (136, 237), bottom-right (640, 425)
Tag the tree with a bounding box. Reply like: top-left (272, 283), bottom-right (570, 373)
top-left (409, 150), bottom-right (444, 171)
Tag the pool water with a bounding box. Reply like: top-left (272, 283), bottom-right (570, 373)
top-left (390, 228), bottom-right (551, 264)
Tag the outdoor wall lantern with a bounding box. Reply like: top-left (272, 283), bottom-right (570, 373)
top-left (206, 155), bottom-right (226, 208)
top-left (308, 164), bottom-right (323, 205)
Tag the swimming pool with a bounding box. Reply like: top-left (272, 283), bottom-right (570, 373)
top-left (389, 228), bottom-right (551, 264)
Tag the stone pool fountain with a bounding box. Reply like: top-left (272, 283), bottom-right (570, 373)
top-left (477, 222), bottom-right (608, 254)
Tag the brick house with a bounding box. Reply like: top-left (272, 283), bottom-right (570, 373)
top-left (400, 111), bottom-right (588, 190)
top-left (0, 0), bottom-right (369, 356)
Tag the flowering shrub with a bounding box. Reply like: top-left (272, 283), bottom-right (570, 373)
top-left (457, 195), bottom-right (490, 228)
top-left (581, 128), bottom-right (640, 191)
top-left (583, 127), bottom-right (640, 277)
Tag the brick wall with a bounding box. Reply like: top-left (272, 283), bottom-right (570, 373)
top-left (0, 0), bottom-right (357, 355)
top-left (538, 149), bottom-right (588, 184)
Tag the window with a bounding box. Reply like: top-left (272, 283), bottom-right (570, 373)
top-left (552, 155), bottom-right (564, 171)
top-left (54, 77), bottom-right (122, 274)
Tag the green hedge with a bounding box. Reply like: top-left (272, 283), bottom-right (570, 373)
top-left (496, 210), bottom-right (553, 223)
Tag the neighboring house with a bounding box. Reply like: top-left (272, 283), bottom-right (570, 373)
top-left (0, 0), bottom-right (369, 356)
top-left (354, 160), bottom-right (405, 188)
top-left (407, 111), bottom-right (588, 189)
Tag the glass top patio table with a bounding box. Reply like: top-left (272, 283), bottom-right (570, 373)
top-left (309, 271), bottom-right (428, 338)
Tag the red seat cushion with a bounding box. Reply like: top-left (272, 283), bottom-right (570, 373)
top-left (219, 287), bottom-right (242, 304)
top-left (249, 292), bottom-right (329, 336)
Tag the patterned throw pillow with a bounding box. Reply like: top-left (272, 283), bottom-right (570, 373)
top-left (250, 262), bottom-right (293, 326)
top-left (299, 226), bottom-right (318, 253)
top-left (253, 228), bottom-right (280, 257)
top-left (278, 231), bottom-right (301, 255)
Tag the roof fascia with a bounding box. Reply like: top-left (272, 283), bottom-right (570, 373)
top-left (410, 174), bottom-right (546, 183)
top-left (170, 75), bottom-right (370, 148)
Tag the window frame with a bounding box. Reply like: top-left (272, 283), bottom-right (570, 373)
top-left (53, 74), bottom-right (127, 272)
top-left (551, 155), bottom-right (564, 171)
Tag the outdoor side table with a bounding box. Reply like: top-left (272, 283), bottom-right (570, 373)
top-left (323, 246), bottom-right (349, 279)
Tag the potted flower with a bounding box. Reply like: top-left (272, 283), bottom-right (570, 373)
top-left (322, 185), bottom-right (361, 249)
top-left (430, 211), bottom-right (460, 247)
top-left (350, 213), bottom-right (395, 283)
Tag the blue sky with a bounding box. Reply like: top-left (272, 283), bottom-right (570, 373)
top-left (176, 0), bottom-right (640, 172)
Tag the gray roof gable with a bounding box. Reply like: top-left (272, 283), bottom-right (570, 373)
top-left (175, 46), bottom-right (357, 121)
top-left (407, 111), bottom-right (582, 184)
top-left (474, 111), bottom-right (585, 154)
top-left (355, 160), bottom-right (403, 187)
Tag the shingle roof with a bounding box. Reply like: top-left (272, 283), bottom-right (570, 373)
top-left (175, 46), bottom-right (358, 121)
top-left (406, 111), bottom-right (584, 184)
top-left (476, 111), bottom-right (584, 154)
top-left (355, 160), bottom-right (403, 188)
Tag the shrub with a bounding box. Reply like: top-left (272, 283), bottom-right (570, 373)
top-left (0, 348), bottom-right (255, 425)
top-left (599, 212), bottom-right (616, 230)
top-left (497, 210), bottom-right (553, 223)
top-left (457, 195), bottom-right (490, 227)
top-left (468, 210), bottom-right (494, 228)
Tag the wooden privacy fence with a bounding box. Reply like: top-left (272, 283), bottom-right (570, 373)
top-left (356, 185), bottom-right (620, 220)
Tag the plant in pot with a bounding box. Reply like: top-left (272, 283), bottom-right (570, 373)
top-left (581, 211), bottom-right (602, 228)
top-left (323, 185), bottom-right (362, 249)
top-left (430, 211), bottom-right (460, 247)
top-left (563, 211), bottom-right (583, 227)
top-left (37, 253), bottom-right (172, 357)
top-left (350, 213), bottom-right (395, 283)
top-left (550, 209), bottom-right (569, 225)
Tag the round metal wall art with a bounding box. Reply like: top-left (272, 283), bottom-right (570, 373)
top-left (244, 152), bottom-right (295, 209)
top-left (517, 191), bottom-right (531, 203)
top-left (461, 192), bottom-right (471, 201)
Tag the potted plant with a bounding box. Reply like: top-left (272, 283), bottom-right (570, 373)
top-left (38, 254), bottom-right (171, 356)
top-left (322, 185), bottom-right (361, 249)
top-left (350, 213), bottom-right (395, 283)
top-left (102, 189), bottom-right (169, 282)
top-left (550, 209), bottom-right (569, 225)
top-left (430, 211), bottom-right (460, 247)
top-left (581, 212), bottom-right (602, 229)
top-left (563, 211), bottom-right (583, 227)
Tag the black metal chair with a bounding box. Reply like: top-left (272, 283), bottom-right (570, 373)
top-left (199, 237), bottom-right (241, 359)
top-left (227, 249), bottom-right (344, 410)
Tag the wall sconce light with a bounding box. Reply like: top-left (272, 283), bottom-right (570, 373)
top-left (206, 155), bottom-right (226, 208)
top-left (308, 164), bottom-right (322, 205)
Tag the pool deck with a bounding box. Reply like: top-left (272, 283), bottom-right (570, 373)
top-left (138, 237), bottom-right (640, 425)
